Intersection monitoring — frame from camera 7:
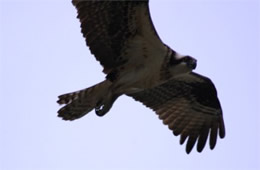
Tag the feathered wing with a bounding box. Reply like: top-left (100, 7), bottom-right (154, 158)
top-left (127, 72), bottom-right (225, 154)
top-left (72, 0), bottom-right (165, 73)
top-left (58, 0), bottom-right (167, 120)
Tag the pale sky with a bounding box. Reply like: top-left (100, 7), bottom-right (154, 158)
top-left (0, 0), bottom-right (259, 170)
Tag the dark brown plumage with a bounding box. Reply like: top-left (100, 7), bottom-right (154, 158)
top-left (128, 72), bottom-right (225, 153)
top-left (57, 0), bottom-right (225, 154)
top-left (72, 0), bottom-right (160, 73)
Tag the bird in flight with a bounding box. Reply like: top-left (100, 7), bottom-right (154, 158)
top-left (57, 0), bottom-right (225, 154)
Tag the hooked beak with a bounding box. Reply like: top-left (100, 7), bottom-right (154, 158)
top-left (183, 56), bottom-right (197, 70)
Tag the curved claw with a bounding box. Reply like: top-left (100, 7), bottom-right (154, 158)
top-left (95, 95), bottom-right (118, 117)
top-left (95, 100), bottom-right (105, 116)
top-left (95, 104), bottom-right (110, 117)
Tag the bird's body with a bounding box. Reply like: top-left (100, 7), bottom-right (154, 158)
top-left (57, 0), bottom-right (225, 154)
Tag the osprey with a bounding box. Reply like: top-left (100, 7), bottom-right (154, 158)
top-left (58, 0), bottom-right (225, 154)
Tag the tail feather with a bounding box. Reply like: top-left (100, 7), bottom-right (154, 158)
top-left (57, 80), bottom-right (112, 120)
top-left (57, 89), bottom-right (86, 105)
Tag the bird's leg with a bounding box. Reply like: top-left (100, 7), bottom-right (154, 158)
top-left (95, 95), bottom-right (118, 117)
top-left (95, 100), bottom-right (106, 116)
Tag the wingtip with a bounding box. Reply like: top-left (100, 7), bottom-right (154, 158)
top-left (186, 136), bottom-right (197, 154)
top-left (219, 117), bottom-right (226, 139)
top-left (197, 148), bottom-right (203, 153)
top-left (186, 146), bottom-right (193, 154)
top-left (180, 134), bottom-right (188, 145)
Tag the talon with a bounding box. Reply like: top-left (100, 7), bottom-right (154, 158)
top-left (95, 95), bottom-right (118, 117)
top-left (95, 104), bottom-right (106, 117)
top-left (95, 100), bottom-right (107, 117)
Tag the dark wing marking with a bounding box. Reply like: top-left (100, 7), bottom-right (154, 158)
top-left (72, 0), bottom-right (164, 73)
top-left (127, 72), bottom-right (225, 154)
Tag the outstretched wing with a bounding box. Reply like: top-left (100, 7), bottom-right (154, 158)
top-left (128, 72), bottom-right (225, 154)
top-left (72, 0), bottom-right (165, 73)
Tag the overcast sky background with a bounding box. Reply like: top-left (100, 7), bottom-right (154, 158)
top-left (0, 0), bottom-right (259, 170)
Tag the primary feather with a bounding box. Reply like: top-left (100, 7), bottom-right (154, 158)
top-left (57, 0), bottom-right (225, 154)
